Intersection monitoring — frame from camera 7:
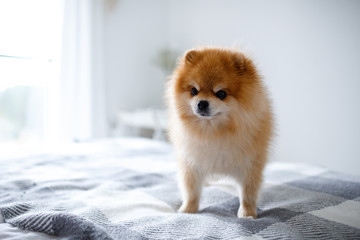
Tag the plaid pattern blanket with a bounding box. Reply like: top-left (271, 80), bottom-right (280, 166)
top-left (0, 138), bottom-right (359, 239)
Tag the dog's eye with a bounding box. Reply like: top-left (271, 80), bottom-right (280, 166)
top-left (191, 87), bottom-right (198, 96)
top-left (215, 90), bottom-right (227, 100)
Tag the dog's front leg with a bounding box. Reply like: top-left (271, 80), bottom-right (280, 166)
top-left (177, 162), bottom-right (203, 214)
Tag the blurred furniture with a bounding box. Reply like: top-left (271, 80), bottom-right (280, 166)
top-left (117, 108), bottom-right (168, 140)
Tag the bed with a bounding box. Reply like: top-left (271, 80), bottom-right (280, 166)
top-left (1, 137), bottom-right (359, 239)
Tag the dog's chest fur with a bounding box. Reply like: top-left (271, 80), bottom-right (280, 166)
top-left (176, 131), bottom-right (251, 179)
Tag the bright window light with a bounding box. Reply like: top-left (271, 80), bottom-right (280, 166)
top-left (0, 0), bottom-right (63, 146)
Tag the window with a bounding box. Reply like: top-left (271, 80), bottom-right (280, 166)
top-left (0, 0), bottom-right (63, 146)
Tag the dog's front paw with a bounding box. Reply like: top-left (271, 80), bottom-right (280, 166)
top-left (237, 207), bottom-right (256, 219)
top-left (178, 202), bottom-right (198, 214)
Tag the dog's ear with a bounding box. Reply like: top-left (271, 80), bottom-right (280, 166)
top-left (185, 50), bottom-right (198, 65)
top-left (232, 53), bottom-right (247, 75)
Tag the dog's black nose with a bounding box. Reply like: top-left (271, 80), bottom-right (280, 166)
top-left (198, 100), bottom-right (209, 111)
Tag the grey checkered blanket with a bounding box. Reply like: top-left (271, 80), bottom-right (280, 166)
top-left (0, 138), bottom-right (359, 239)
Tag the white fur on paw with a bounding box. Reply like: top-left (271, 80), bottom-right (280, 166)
top-left (241, 215), bottom-right (254, 219)
top-left (237, 207), bottom-right (255, 219)
top-left (178, 205), bottom-right (186, 213)
top-left (178, 203), bottom-right (198, 214)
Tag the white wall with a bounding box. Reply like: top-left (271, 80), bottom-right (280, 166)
top-left (104, 0), bottom-right (360, 175)
top-left (104, 0), bottom-right (169, 115)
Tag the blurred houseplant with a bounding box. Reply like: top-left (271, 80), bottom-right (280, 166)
top-left (153, 48), bottom-right (179, 77)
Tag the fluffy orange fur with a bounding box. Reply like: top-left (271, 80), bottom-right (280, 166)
top-left (166, 47), bottom-right (273, 218)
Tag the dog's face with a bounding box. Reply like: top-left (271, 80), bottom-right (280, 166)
top-left (190, 84), bottom-right (227, 119)
top-left (172, 48), bottom-right (260, 135)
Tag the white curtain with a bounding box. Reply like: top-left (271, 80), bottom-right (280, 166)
top-left (57, 0), bottom-right (107, 142)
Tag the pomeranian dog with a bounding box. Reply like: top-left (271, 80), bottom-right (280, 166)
top-left (166, 47), bottom-right (273, 218)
